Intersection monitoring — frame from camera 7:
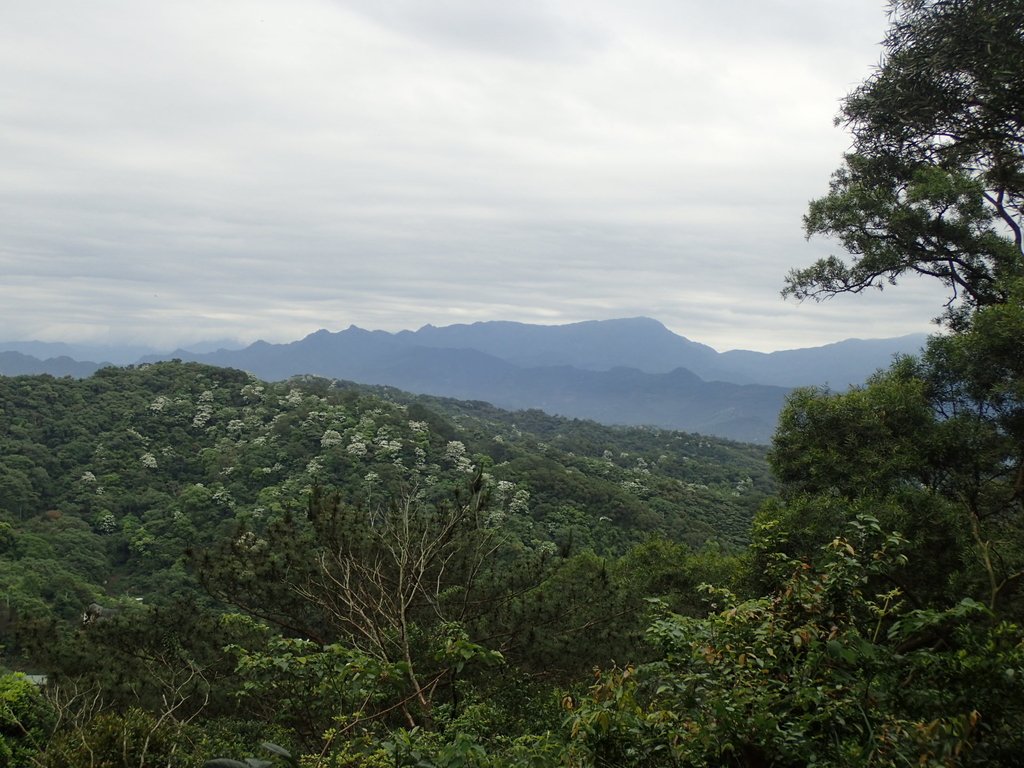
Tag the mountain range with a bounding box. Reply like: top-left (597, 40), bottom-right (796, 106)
top-left (0, 318), bottom-right (927, 443)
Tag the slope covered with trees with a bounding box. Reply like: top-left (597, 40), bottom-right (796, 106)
top-left (3, 0), bottom-right (1023, 765)
top-left (0, 361), bottom-right (769, 764)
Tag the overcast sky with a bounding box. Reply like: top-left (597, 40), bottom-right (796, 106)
top-left (1, 0), bottom-right (951, 353)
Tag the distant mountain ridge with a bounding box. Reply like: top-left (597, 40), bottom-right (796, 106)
top-left (0, 338), bottom-right (245, 365)
top-left (397, 317), bottom-right (721, 373)
top-left (393, 317), bottom-right (925, 388)
top-left (0, 351), bottom-right (105, 378)
top-left (0, 318), bottom-right (927, 443)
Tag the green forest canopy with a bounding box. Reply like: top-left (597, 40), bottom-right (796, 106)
top-left (3, 1), bottom-right (1024, 765)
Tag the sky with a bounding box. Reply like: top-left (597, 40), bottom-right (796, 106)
top-left (1, 0), bottom-right (953, 353)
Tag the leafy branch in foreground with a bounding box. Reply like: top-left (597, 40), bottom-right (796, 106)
top-left (787, 0), bottom-right (1024, 318)
top-left (567, 515), bottom-right (1024, 767)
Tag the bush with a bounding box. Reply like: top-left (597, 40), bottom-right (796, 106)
top-left (0, 672), bottom-right (54, 766)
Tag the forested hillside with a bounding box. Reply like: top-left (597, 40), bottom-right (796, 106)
top-left (0, 361), bottom-right (769, 619)
top-left (2, 1), bottom-right (1023, 765)
top-left (0, 362), bottom-right (774, 765)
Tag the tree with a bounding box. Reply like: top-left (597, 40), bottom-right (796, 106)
top-left (199, 476), bottom-right (510, 730)
top-left (295, 480), bottom-right (506, 727)
top-left (567, 518), bottom-right (1024, 767)
top-left (1, 672), bottom-right (55, 765)
top-left (785, 0), bottom-right (1024, 318)
top-left (771, 0), bottom-right (1024, 615)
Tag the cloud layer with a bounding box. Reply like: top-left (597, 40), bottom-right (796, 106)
top-left (0, 1), bottom-right (951, 351)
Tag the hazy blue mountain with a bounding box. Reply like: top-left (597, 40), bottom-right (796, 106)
top-left (145, 326), bottom-right (416, 381)
top-left (470, 365), bottom-right (787, 443)
top-left (308, 345), bottom-right (785, 441)
top-left (0, 339), bottom-right (245, 365)
top-left (0, 351), bottom-right (104, 378)
top-left (175, 338), bottom-right (248, 355)
top-left (396, 318), bottom-right (924, 388)
top-left (703, 334), bottom-right (929, 388)
top-left (6, 318), bottom-right (928, 442)
top-left (398, 317), bottom-right (721, 372)
top-left (0, 341), bottom-right (157, 365)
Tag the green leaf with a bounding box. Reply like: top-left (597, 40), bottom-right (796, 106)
top-left (260, 742), bottom-right (292, 759)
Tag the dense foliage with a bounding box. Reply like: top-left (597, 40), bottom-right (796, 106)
top-left (0, 361), bottom-right (765, 764)
top-left (3, 1), bottom-right (1023, 765)
top-left (786, 0), bottom-right (1023, 316)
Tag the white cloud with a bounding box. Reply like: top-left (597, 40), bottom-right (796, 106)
top-left (0, 0), bottom-right (943, 352)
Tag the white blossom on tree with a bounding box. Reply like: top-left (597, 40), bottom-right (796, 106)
top-left (413, 446), bottom-right (427, 469)
top-left (509, 489), bottom-right (531, 515)
top-left (321, 429), bottom-right (344, 448)
top-left (192, 404), bottom-right (213, 429)
top-left (95, 511), bottom-right (116, 534)
top-left (240, 382), bottom-right (265, 402)
top-left (444, 440), bottom-right (474, 473)
top-left (494, 480), bottom-right (515, 505)
top-left (148, 395), bottom-right (170, 412)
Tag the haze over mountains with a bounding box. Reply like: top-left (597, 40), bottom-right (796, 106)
top-left (0, 318), bottom-right (926, 443)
